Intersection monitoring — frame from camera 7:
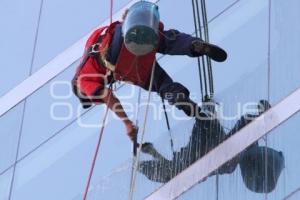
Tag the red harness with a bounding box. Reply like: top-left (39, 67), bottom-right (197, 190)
top-left (114, 43), bottom-right (156, 87)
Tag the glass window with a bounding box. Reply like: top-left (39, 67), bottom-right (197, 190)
top-left (0, 0), bottom-right (131, 96)
top-left (177, 112), bottom-right (300, 200)
top-left (0, 103), bottom-right (24, 173)
top-left (265, 113), bottom-right (300, 200)
top-left (269, 0), bottom-right (300, 104)
top-left (0, 169), bottom-right (13, 200)
top-left (17, 62), bottom-right (80, 158)
top-left (206, 0), bottom-right (239, 21)
top-left (31, 0), bottom-right (131, 73)
top-left (1, 0), bottom-right (300, 199)
top-left (0, 0), bottom-right (42, 96)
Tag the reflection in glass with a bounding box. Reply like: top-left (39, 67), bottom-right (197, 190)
top-left (18, 62), bottom-right (80, 159)
top-left (0, 169), bottom-right (13, 200)
top-left (138, 100), bottom-right (284, 195)
top-left (1, 0), bottom-right (300, 199)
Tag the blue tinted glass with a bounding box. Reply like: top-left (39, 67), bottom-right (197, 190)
top-left (178, 111), bottom-right (300, 200)
top-left (0, 168), bottom-right (13, 200)
top-left (269, 0), bottom-right (300, 103)
top-left (206, 0), bottom-right (238, 20)
top-left (0, 0), bottom-right (41, 96)
top-left (0, 103), bottom-right (25, 173)
top-left (31, 0), bottom-right (131, 73)
top-left (0, 0), bottom-right (131, 97)
top-left (1, 0), bottom-right (300, 199)
top-left (17, 62), bottom-right (80, 159)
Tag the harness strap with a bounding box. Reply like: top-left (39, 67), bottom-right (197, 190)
top-left (72, 35), bottom-right (110, 109)
top-left (72, 24), bottom-right (119, 109)
top-left (89, 34), bottom-right (116, 78)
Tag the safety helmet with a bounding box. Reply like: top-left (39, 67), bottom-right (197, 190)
top-left (122, 1), bottom-right (160, 56)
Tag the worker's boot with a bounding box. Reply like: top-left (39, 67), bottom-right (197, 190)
top-left (191, 40), bottom-right (227, 62)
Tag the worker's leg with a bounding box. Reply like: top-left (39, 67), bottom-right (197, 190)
top-left (151, 62), bottom-right (201, 117)
top-left (158, 29), bottom-right (227, 62)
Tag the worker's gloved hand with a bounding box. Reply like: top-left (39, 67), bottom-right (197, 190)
top-left (139, 142), bottom-right (154, 153)
top-left (125, 120), bottom-right (138, 141)
top-left (191, 40), bottom-right (227, 62)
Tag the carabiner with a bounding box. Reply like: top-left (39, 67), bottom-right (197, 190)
top-left (90, 43), bottom-right (101, 54)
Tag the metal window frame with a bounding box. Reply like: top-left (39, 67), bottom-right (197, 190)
top-left (145, 86), bottom-right (300, 200)
top-left (0, 0), bottom-right (157, 117)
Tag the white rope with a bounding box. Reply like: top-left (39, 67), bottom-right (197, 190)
top-left (128, 60), bottom-right (157, 200)
top-left (128, 88), bottom-right (142, 197)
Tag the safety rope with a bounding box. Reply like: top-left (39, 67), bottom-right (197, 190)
top-left (83, 82), bottom-right (114, 200)
top-left (193, 0), bottom-right (209, 100)
top-left (128, 87), bottom-right (142, 198)
top-left (191, 0), bottom-right (214, 100)
top-left (191, 0), bottom-right (204, 102)
top-left (191, 1), bottom-right (219, 196)
top-left (0, 0), bottom-right (243, 180)
top-left (200, 0), bottom-right (214, 98)
top-left (134, 88), bottom-right (142, 137)
top-left (110, 0), bottom-right (113, 24)
top-left (82, 54), bottom-right (140, 199)
top-left (82, 1), bottom-right (116, 199)
top-left (161, 97), bottom-right (175, 154)
top-left (128, 60), bottom-right (157, 200)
